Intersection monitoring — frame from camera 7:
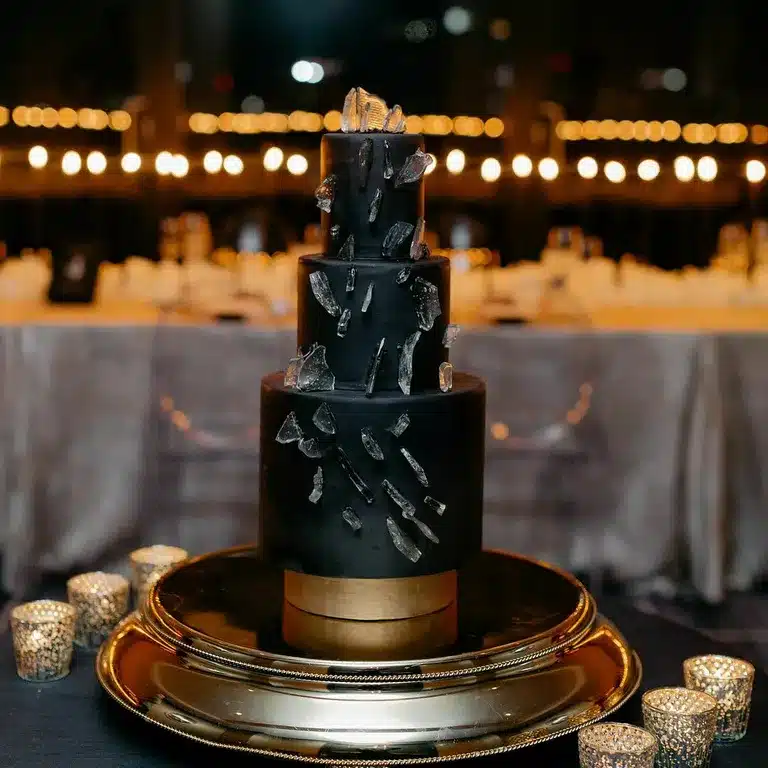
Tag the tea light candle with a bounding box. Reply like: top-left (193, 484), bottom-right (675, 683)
top-left (67, 571), bottom-right (130, 651)
top-left (130, 545), bottom-right (188, 606)
top-left (578, 722), bottom-right (658, 768)
top-left (684, 655), bottom-right (755, 743)
top-left (10, 600), bottom-right (76, 682)
top-left (642, 687), bottom-right (717, 768)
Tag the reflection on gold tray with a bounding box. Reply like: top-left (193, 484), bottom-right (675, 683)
top-left (97, 548), bottom-right (641, 763)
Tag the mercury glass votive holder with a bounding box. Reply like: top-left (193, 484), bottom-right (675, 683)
top-left (10, 600), bottom-right (76, 682)
top-left (578, 722), bottom-right (658, 768)
top-left (683, 654), bottom-right (755, 743)
top-left (130, 545), bottom-right (188, 606)
top-left (642, 687), bottom-right (718, 768)
top-left (66, 571), bottom-right (130, 651)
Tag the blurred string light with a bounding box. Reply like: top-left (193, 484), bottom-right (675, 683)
top-left (445, 149), bottom-right (466, 174)
top-left (121, 153), bottom-right (141, 173)
top-left (637, 159), bottom-right (660, 181)
top-left (286, 153), bottom-right (308, 175)
top-left (86, 151), bottom-right (107, 174)
top-left (291, 60), bottom-right (324, 84)
top-left (224, 154), bottom-right (244, 175)
top-left (604, 160), bottom-right (626, 183)
top-left (203, 150), bottom-right (223, 174)
top-left (171, 154), bottom-right (189, 178)
top-left (61, 150), bottom-right (81, 175)
top-left (480, 157), bottom-right (501, 182)
top-left (263, 147), bottom-right (284, 171)
top-left (662, 68), bottom-right (687, 92)
top-left (538, 157), bottom-right (559, 180)
top-left (674, 156), bottom-right (695, 182)
top-left (746, 160), bottom-right (766, 184)
top-left (697, 156), bottom-right (717, 182)
top-left (576, 157), bottom-right (598, 179)
top-left (424, 154), bottom-right (437, 174)
top-left (155, 151), bottom-right (174, 176)
top-left (28, 145), bottom-right (48, 169)
top-left (443, 6), bottom-right (472, 34)
top-left (511, 154), bottom-right (533, 178)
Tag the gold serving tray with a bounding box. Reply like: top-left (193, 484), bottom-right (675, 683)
top-left (97, 548), bottom-right (641, 763)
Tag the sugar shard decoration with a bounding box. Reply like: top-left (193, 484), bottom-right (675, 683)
top-left (383, 140), bottom-right (394, 180)
top-left (395, 148), bottom-right (434, 187)
top-left (383, 105), bottom-right (405, 133)
top-left (336, 308), bottom-right (351, 337)
top-left (358, 138), bottom-right (373, 189)
top-left (284, 356), bottom-right (301, 388)
top-left (396, 267), bottom-right (411, 284)
top-left (411, 277), bottom-right (441, 330)
top-left (387, 413), bottom-right (410, 437)
top-left (342, 507), bottom-right (362, 531)
top-left (314, 175), bottom-right (336, 213)
top-left (330, 224), bottom-right (341, 241)
top-left (439, 361), bottom-right (453, 392)
top-left (312, 403), bottom-right (337, 434)
top-left (338, 234), bottom-right (355, 261)
top-left (398, 331), bottom-right (421, 395)
top-left (382, 221), bottom-right (415, 259)
top-left (368, 188), bottom-right (383, 223)
top-left (335, 447), bottom-right (375, 504)
top-left (410, 217), bottom-right (425, 260)
top-left (359, 102), bottom-right (372, 133)
top-left (412, 517), bottom-right (439, 544)
top-left (309, 271), bottom-right (341, 317)
top-left (299, 438), bottom-right (325, 458)
top-left (276, 412), bottom-right (303, 444)
top-left (361, 427), bottom-right (385, 460)
top-left (355, 88), bottom-right (388, 131)
top-left (424, 496), bottom-right (446, 516)
top-left (297, 345), bottom-right (335, 391)
top-left (309, 467), bottom-right (323, 504)
top-left (361, 282), bottom-right (374, 313)
top-left (382, 479), bottom-right (416, 518)
top-left (400, 446), bottom-right (429, 487)
top-left (346, 266), bottom-right (357, 293)
top-left (386, 516), bottom-right (422, 563)
top-left (364, 337), bottom-right (386, 397)
top-left (442, 324), bottom-right (461, 347)
top-left (341, 88), bottom-right (359, 133)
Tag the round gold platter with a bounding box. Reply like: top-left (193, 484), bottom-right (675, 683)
top-left (97, 547), bottom-right (641, 763)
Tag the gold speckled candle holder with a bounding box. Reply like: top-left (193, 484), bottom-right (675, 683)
top-left (10, 600), bottom-right (76, 682)
top-left (642, 687), bottom-right (717, 768)
top-left (578, 722), bottom-right (658, 768)
top-left (67, 572), bottom-right (130, 651)
top-left (130, 545), bottom-right (188, 606)
top-left (684, 655), bottom-right (755, 743)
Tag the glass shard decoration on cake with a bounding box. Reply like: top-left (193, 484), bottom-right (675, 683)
top-left (309, 271), bottom-right (341, 317)
top-left (396, 267), bottom-right (411, 284)
top-left (358, 138), bottom-right (373, 188)
top-left (386, 516), bottom-right (422, 562)
top-left (400, 446), bottom-right (429, 487)
top-left (411, 277), bottom-right (441, 330)
top-left (410, 217), bottom-right (425, 260)
top-left (382, 479), bottom-right (416, 518)
top-left (383, 140), bottom-right (394, 179)
top-left (424, 496), bottom-right (446, 515)
top-left (298, 437), bottom-right (325, 459)
top-left (387, 412), bottom-right (410, 437)
top-left (312, 403), bottom-right (337, 434)
top-left (346, 266), bottom-right (357, 293)
top-left (395, 147), bottom-right (434, 187)
top-left (368, 188), bottom-right (383, 223)
top-left (297, 345), bottom-right (335, 391)
top-left (383, 104), bottom-right (406, 133)
top-left (335, 447), bottom-right (375, 504)
top-left (443, 324), bottom-right (460, 347)
top-left (361, 427), bottom-right (385, 460)
top-left (330, 224), bottom-right (341, 241)
top-left (336, 308), bottom-right (351, 337)
top-left (364, 337), bottom-right (386, 396)
top-left (398, 331), bottom-right (421, 395)
top-left (314, 175), bottom-right (336, 213)
top-left (382, 221), bottom-right (415, 259)
top-left (361, 282), bottom-right (374, 313)
top-left (411, 517), bottom-right (439, 543)
top-left (359, 102), bottom-right (372, 133)
top-left (308, 467), bottom-right (323, 504)
top-left (283, 355), bottom-right (301, 388)
top-left (342, 507), bottom-right (362, 531)
top-left (439, 361), bottom-right (454, 392)
top-left (342, 87), bottom-right (389, 133)
top-left (341, 88), bottom-right (360, 133)
top-left (337, 233), bottom-right (355, 261)
top-left (276, 412), bottom-right (303, 444)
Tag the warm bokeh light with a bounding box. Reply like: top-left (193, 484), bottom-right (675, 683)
top-left (121, 153), bottom-right (141, 173)
top-left (323, 110), bottom-right (342, 131)
top-left (86, 151), bottom-right (107, 175)
top-left (286, 153), bottom-right (308, 175)
top-left (61, 150), bottom-right (82, 176)
top-left (576, 157), bottom-right (598, 179)
top-left (511, 154), bottom-right (533, 178)
top-left (58, 108), bottom-right (77, 128)
top-left (263, 147), bottom-right (284, 172)
top-left (109, 110), bottom-right (131, 131)
top-left (604, 160), bottom-right (626, 183)
top-left (637, 159), bottom-right (660, 181)
top-left (696, 156), bottom-right (717, 182)
top-left (538, 157), bottom-right (559, 181)
top-left (424, 154), bottom-right (437, 174)
top-left (480, 157), bottom-right (501, 182)
top-left (746, 159), bottom-right (767, 184)
top-left (483, 117), bottom-right (504, 137)
top-left (223, 154), bottom-right (244, 175)
top-left (28, 145), bottom-right (48, 169)
top-left (445, 149), bottom-right (466, 174)
top-left (203, 150), bottom-right (223, 174)
top-left (673, 156), bottom-right (695, 182)
top-left (171, 154), bottom-right (189, 178)
top-left (155, 151), bottom-right (174, 176)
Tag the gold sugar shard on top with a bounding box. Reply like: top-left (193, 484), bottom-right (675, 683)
top-left (342, 87), bottom-right (404, 133)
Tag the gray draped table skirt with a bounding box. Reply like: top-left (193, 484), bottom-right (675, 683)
top-left (1, 324), bottom-right (766, 603)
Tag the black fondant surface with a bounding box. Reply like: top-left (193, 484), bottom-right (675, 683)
top-left (298, 255), bottom-right (450, 392)
top-left (320, 133), bottom-right (425, 260)
top-left (259, 372), bottom-right (486, 579)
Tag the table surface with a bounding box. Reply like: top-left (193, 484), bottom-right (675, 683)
top-left (1, 597), bottom-right (765, 767)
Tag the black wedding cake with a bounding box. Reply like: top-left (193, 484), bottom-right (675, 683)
top-left (260, 89), bottom-right (486, 621)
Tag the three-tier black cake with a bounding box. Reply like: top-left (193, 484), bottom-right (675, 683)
top-left (259, 89), bottom-right (486, 620)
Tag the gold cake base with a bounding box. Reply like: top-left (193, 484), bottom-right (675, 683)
top-left (97, 547), bottom-right (641, 763)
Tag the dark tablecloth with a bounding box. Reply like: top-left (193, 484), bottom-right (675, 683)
top-left (1, 598), bottom-right (765, 767)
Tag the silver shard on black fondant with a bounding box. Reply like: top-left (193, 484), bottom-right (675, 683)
top-left (400, 446), bottom-right (429, 487)
top-left (382, 221), bottom-right (415, 259)
top-left (424, 496), bottom-right (446, 515)
top-left (411, 517), bottom-right (439, 543)
top-left (309, 467), bottom-right (323, 504)
top-left (410, 217), bottom-right (425, 260)
top-left (346, 266), bottom-right (357, 293)
top-left (342, 507), bottom-right (362, 531)
top-left (284, 355), bottom-right (301, 388)
top-left (383, 140), bottom-right (394, 180)
top-left (297, 345), bottom-right (335, 391)
top-left (382, 479), bottom-right (416, 518)
top-left (442, 324), bottom-right (460, 347)
top-left (361, 427), bottom-right (385, 460)
top-left (336, 447), bottom-right (375, 504)
top-left (314, 175), bottom-right (336, 213)
top-left (395, 148), bottom-right (434, 187)
top-left (358, 138), bottom-right (373, 189)
top-left (383, 104), bottom-right (405, 133)
top-left (368, 188), bottom-right (383, 223)
top-left (338, 233), bottom-right (355, 261)
top-left (336, 308), bottom-right (351, 337)
top-left (398, 331), bottom-right (421, 395)
top-left (276, 412), bottom-right (303, 444)
top-left (299, 437), bottom-right (325, 458)
top-left (411, 277), bottom-right (441, 330)
top-left (439, 361), bottom-right (453, 392)
top-left (364, 337), bottom-right (386, 396)
top-left (361, 282), bottom-right (374, 313)
top-left (312, 403), bottom-right (337, 434)
top-left (309, 271), bottom-right (341, 317)
top-left (387, 413), bottom-right (410, 437)
top-left (386, 516), bottom-right (421, 562)
top-left (396, 267), bottom-right (411, 284)
top-left (330, 224), bottom-right (341, 241)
